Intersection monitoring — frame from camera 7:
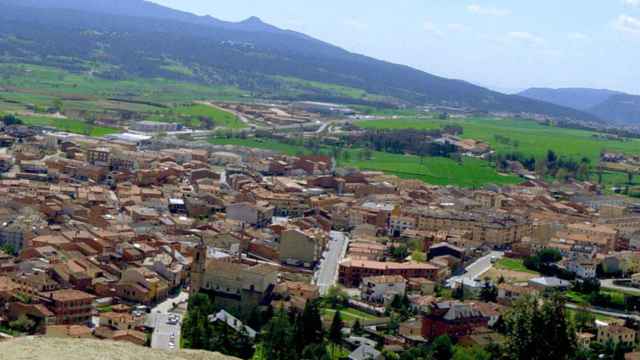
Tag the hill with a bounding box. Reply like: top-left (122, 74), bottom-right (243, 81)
top-left (519, 87), bottom-right (640, 124)
top-left (0, 0), bottom-right (597, 121)
top-left (0, 336), bottom-right (237, 360)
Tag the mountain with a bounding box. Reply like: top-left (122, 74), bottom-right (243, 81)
top-left (518, 88), bottom-right (623, 111)
top-left (0, 0), bottom-right (598, 121)
top-left (519, 87), bottom-right (640, 124)
top-left (589, 94), bottom-right (640, 124)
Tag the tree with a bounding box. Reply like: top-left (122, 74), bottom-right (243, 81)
top-left (452, 345), bottom-right (491, 360)
top-left (577, 163), bottom-right (590, 181)
top-left (261, 308), bottom-right (297, 360)
top-left (431, 335), bottom-right (453, 360)
top-left (328, 310), bottom-right (343, 344)
top-left (479, 281), bottom-right (498, 303)
top-left (301, 343), bottom-right (329, 360)
top-left (326, 286), bottom-right (348, 309)
top-left (352, 319), bottom-right (363, 336)
top-left (573, 307), bottom-right (595, 332)
top-left (1, 114), bottom-right (23, 126)
top-left (504, 295), bottom-right (576, 360)
top-left (301, 300), bottom-right (324, 344)
top-left (52, 98), bottom-right (64, 113)
top-left (535, 157), bottom-right (548, 176)
top-left (9, 315), bottom-right (36, 334)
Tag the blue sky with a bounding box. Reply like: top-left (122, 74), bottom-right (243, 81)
top-left (152, 0), bottom-right (640, 94)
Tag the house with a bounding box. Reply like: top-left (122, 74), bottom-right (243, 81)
top-left (566, 260), bottom-right (598, 279)
top-left (528, 277), bottom-right (571, 291)
top-left (45, 324), bottom-right (93, 339)
top-left (597, 325), bottom-right (636, 345)
top-left (427, 242), bottom-right (464, 261)
top-left (279, 228), bottom-right (325, 267)
top-left (226, 202), bottom-right (274, 228)
top-left (348, 344), bottom-right (383, 360)
top-left (339, 259), bottom-right (439, 287)
top-left (208, 310), bottom-right (257, 339)
top-left (497, 283), bottom-right (539, 305)
top-left (46, 289), bottom-right (95, 325)
top-left (361, 275), bottom-right (407, 305)
top-left (422, 301), bottom-right (489, 340)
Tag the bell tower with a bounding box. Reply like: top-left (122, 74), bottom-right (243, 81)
top-left (190, 234), bottom-right (206, 295)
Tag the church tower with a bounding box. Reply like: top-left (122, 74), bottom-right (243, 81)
top-left (190, 235), bottom-right (207, 295)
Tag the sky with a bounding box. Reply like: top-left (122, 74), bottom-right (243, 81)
top-left (151, 0), bottom-right (640, 95)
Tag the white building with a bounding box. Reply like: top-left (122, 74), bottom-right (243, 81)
top-left (566, 260), bottom-right (598, 279)
top-left (360, 275), bottom-right (407, 304)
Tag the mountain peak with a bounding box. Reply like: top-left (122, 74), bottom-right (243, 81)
top-left (241, 16), bottom-right (264, 25)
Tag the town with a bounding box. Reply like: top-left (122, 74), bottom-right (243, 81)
top-left (0, 108), bottom-right (638, 360)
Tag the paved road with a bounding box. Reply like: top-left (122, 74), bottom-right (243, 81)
top-left (446, 251), bottom-right (504, 287)
top-left (150, 313), bottom-right (182, 351)
top-left (601, 279), bottom-right (640, 296)
top-left (565, 303), bottom-right (640, 322)
top-left (314, 231), bottom-right (349, 295)
top-left (149, 291), bottom-right (189, 351)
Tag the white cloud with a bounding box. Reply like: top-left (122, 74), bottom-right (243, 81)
top-left (467, 4), bottom-right (511, 16)
top-left (447, 23), bottom-right (470, 32)
top-left (507, 31), bottom-right (545, 46)
top-left (423, 21), bottom-right (444, 37)
top-left (568, 32), bottom-right (589, 41)
top-left (614, 14), bottom-right (640, 36)
top-left (624, 0), bottom-right (640, 8)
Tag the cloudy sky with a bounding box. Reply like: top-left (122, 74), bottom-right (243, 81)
top-left (151, 0), bottom-right (640, 94)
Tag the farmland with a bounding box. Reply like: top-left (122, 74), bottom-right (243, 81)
top-left (208, 137), bottom-right (521, 188)
top-left (356, 117), bottom-right (640, 163)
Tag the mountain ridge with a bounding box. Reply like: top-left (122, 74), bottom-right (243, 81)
top-left (0, 0), bottom-right (599, 122)
top-left (519, 87), bottom-right (640, 124)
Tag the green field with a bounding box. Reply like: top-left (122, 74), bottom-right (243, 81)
top-left (18, 115), bottom-right (119, 136)
top-left (321, 307), bottom-right (378, 322)
top-left (172, 104), bottom-right (245, 129)
top-left (495, 258), bottom-right (539, 274)
top-left (356, 117), bottom-right (640, 163)
top-left (209, 137), bottom-right (521, 187)
top-left (0, 63), bottom-right (248, 109)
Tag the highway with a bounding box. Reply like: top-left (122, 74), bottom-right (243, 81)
top-left (314, 231), bottom-right (349, 295)
top-left (446, 251), bottom-right (504, 288)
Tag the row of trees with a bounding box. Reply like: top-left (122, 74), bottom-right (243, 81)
top-left (494, 150), bottom-right (591, 181)
top-left (182, 293), bottom-right (346, 360)
top-left (345, 128), bottom-right (458, 159)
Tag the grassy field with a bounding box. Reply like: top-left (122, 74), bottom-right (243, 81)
top-left (356, 117), bottom-right (640, 163)
top-left (208, 137), bottom-right (521, 187)
top-left (494, 258), bottom-right (539, 274)
top-left (172, 104), bottom-right (245, 129)
top-left (18, 115), bottom-right (119, 136)
top-left (0, 62), bottom-right (248, 109)
top-left (321, 307), bottom-right (379, 322)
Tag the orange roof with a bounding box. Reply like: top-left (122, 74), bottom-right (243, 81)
top-left (49, 289), bottom-right (95, 302)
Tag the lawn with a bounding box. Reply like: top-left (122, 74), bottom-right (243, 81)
top-left (20, 115), bottom-right (120, 136)
top-left (321, 307), bottom-right (379, 322)
top-left (0, 62), bottom-right (248, 110)
top-left (495, 258), bottom-right (539, 274)
top-left (208, 137), bottom-right (521, 188)
top-left (356, 117), bottom-right (640, 164)
top-left (174, 104), bottom-right (245, 129)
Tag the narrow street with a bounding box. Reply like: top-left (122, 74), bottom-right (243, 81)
top-left (149, 291), bottom-right (189, 351)
top-left (314, 231), bottom-right (349, 295)
top-left (446, 251), bottom-right (504, 287)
